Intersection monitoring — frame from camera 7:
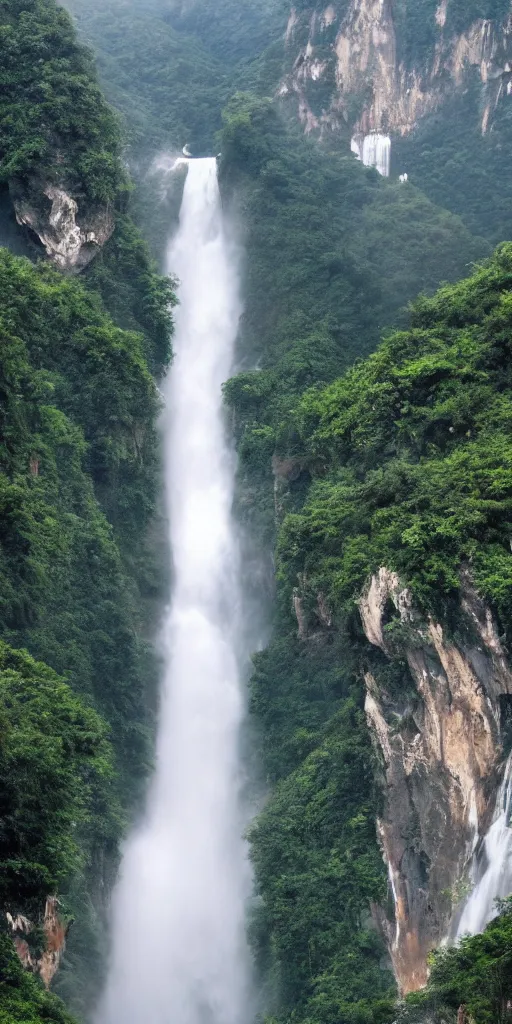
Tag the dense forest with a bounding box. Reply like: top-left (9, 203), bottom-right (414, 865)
top-left (1, 0), bottom-right (512, 1023)
top-left (219, 91), bottom-right (512, 1021)
top-left (0, 0), bottom-right (174, 1020)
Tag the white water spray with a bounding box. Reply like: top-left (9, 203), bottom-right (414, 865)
top-left (95, 158), bottom-right (251, 1024)
top-left (456, 753), bottom-right (512, 937)
top-left (351, 132), bottom-right (391, 177)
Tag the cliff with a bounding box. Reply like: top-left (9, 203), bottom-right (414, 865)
top-left (7, 899), bottom-right (70, 989)
top-left (280, 0), bottom-right (512, 173)
top-left (234, 240), bottom-right (512, 1020)
top-left (360, 568), bottom-right (512, 994)
top-left (11, 178), bottom-right (114, 271)
top-left (0, 0), bottom-right (124, 270)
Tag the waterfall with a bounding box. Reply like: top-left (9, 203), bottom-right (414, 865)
top-left (456, 753), bottom-right (512, 937)
top-left (350, 133), bottom-right (391, 177)
top-left (95, 158), bottom-right (251, 1024)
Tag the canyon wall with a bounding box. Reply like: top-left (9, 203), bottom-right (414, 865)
top-left (361, 569), bottom-right (512, 993)
top-left (280, 0), bottom-right (512, 170)
top-left (291, 565), bottom-right (512, 994)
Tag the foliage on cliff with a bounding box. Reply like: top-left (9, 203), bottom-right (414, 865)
top-left (242, 243), bottom-right (512, 1024)
top-left (401, 898), bottom-right (512, 1023)
top-left (276, 244), bottom-right (512, 628)
top-left (0, 643), bottom-right (117, 916)
top-left (0, 0), bottom-right (126, 203)
top-left (219, 94), bottom-right (512, 1021)
top-left (220, 93), bottom-right (488, 543)
top-left (394, 74), bottom-right (512, 245)
top-left (0, 245), bottom-right (172, 1016)
top-left (0, 933), bottom-right (77, 1024)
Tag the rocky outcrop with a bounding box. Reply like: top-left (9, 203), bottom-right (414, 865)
top-left (361, 569), bottom-right (512, 994)
top-left (281, 1), bottom-right (512, 151)
top-left (11, 178), bottom-right (114, 272)
top-left (7, 897), bottom-right (70, 988)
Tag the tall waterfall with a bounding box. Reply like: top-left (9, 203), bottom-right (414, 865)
top-left (95, 157), bottom-right (251, 1024)
top-left (456, 754), bottom-right (512, 937)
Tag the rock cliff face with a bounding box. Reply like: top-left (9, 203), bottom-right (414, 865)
top-left (10, 177), bottom-right (114, 272)
top-left (290, 565), bottom-right (512, 993)
top-left (280, 0), bottom-right (512, 171)
top-left (360, 568), bottom-right (512, 994)
top-left (7, 897), bottom-right (70, 989)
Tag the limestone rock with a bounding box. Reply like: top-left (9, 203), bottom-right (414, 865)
top-left (11, 179), bottom-right (114, 272)
top-left (7, 896), bottom-right (70, 988)
top-left (359, 567), bottom-right (414, 650)
top-left (361, 570), bottom-right (512, 994)
top-left (282, 1), bottom-right (512, 142)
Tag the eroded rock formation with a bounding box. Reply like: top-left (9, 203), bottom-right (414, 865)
top-left (11, 178), bottom-right (114, 272)
top-left (7, 897), bottom-right (70, 988)
top-left (281, 1), bottom-right (512, 146)
top-left (360, 568), bottom-right (512, 994)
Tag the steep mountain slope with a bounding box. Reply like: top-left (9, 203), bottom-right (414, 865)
top-left (282, 0), bottom-right (512, 139)
top-left (62, 0), bottom-right (288, 158)
top-left (219, 95), bottom-right (512, 1019)
top-left (0, 0), bottom-right (127, 268)
top-left (226, 229), bottom-right (512, 1017)
top-left (2, 0), bottom-right (512, 1021)
top-left (0, 1), bottom-right (175, 1021)
top-left (281, 0), bottom-right (512, 238)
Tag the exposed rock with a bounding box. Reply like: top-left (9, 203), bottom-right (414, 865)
top-left (362, 569), bottom-right (512, 995)
top-left (281, 0), bottom-right (512, 144)
top-left (292, 577), bottom-right (333, 637)
top-left (293, 587), bottom-right (308, 639)
top-left (358, 567), bottom-right (414, 650)
top-left (316, 591), bottom-right (332, 628)
top-left (11, 178), bottom-right (114, 272)
top-left (7, 897), bottom-right (70, 988)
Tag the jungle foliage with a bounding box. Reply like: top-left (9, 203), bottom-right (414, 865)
top-left (63, 0), bottom-right (288, 160)
top-left (0, 0), bottom-right (125, 204)
top-left (240, 242), bottom-right (512, 1024)
top-left (0, 932), bottom-right (77, 1024)
top-left (401, 899), bottom-right (512, 1023)
top-left (277, 244), bottom-right (512, 627)
top-left (220, 94), bottom-right (488, 543)
top-left (217, 90), bottom-right (512, 1024)
top-left (393, 74), bottom-right (512, 245)
top-left (0, 243), bottom-right (173, 1018)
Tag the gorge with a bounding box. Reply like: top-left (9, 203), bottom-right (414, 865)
top-left (1, 3), bottom-right (512, 1024)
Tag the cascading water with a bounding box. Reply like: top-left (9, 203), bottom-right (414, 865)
top-left (456, 753), bottom-right (512, 937)
top-left (95, 157), bottom-right (251, 1024)
top-left (350, 132), bottom-right (391, 177)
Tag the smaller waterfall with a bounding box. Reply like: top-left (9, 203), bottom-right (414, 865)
top-left (456, 753), bottom-right (512, 937)
top-left (351, 133), bottom-right (391, 177)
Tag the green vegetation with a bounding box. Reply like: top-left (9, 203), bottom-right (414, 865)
top-left (394, 74), bottom-right (512, 244)
top-left (0, 643), bottom-right (117, 916)
top-left (63, 0), bottom-right (287, 160)
top-left (0, 241), bottom-right (173, 1017)
top-left (235, 239), bottom-right (512, 1024)
top-left (220, 94), bottom-right (488, 542)
top-left (0, 0), bottom-right (125, 204)
top-left (402, 899), bottom-right (512, 1022)
top-left (277, 244), bottom-right (512, 627)
top-left (215, 93), bottom-right (512, 1024)
top-left (0, 933), bottom-right (77, 1024)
